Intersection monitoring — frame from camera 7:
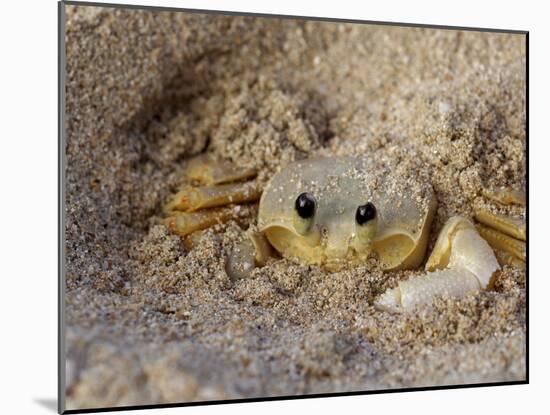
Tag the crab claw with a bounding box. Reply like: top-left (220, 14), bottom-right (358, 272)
top-left (375, 217), bottom-right (500, 313)
top-left (225, 229), bottom-right (275, 281)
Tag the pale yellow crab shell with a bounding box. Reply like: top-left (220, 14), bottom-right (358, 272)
top-left (258, 156), bottom-right (437, 271)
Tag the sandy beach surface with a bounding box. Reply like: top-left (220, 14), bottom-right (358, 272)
top-left (63, 5), bottom-right (526, 410)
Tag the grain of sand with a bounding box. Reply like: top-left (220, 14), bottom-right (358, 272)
top-left (64, 5), bottom-right (526, 410)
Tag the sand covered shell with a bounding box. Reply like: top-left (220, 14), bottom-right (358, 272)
top-left (258, 156), bottom-right (437, 270)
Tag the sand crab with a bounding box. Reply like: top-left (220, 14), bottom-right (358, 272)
top-left (163, 154), bottom-right (526, 312)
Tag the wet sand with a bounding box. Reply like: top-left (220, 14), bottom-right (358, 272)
top-left (63, 5), bottom-right (526, 410)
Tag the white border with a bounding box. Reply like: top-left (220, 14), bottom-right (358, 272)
top-left (2, 0), bottom-right (547, 414)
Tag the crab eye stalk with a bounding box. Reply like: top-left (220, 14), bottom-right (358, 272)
top-left (293, 192), bottom-right (316, 235)
top-left (355, 202), bottom-right (378, 245)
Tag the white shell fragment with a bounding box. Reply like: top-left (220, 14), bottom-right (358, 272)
top-left (375, 218), bottom-right (500, 313)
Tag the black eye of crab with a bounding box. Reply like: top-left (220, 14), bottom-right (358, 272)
top-left (295, 192), bottom-right (316, 219)
top-left (356, 202), bottom-right (376, 225)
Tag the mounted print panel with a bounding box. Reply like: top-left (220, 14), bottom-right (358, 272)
top-left (59, 2), bottom-right (527, 413)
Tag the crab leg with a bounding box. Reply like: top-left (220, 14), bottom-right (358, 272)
top-left (164, 207), bottom-right (239, 237)
top-left (165, 182), bottom-right (261, 213)
top-left (474, 188), bottom-right (526, 265)
top-left (476, 223), bottom-right (525, 262)
top-left (185, 153), bottom-right (257, 185)
top-left (493, 249), bottom-right (526, 269)
top-left (247, 229), bottom-right (275, 266)
top-left (163, 154), bottom-right (262, 243)
top-left (375, 217), bottom-right (500, 313)
top-left (481, 188), bottom-right (525, 206)
top-left (474, 209), bottom-right (526, 242)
